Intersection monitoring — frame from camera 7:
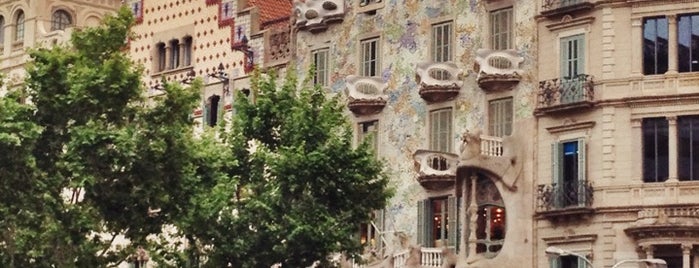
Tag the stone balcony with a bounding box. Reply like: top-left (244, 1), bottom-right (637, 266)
top-left (625, 206), bottom-right (699, 243)
top-left (534, 74), bottom-right (594, 116)
top-left (415, 62), bottom-right (463, 103)
top-left (351, 247), bottom-right (447, 268)
top-left (413, 150), bottom-right (459, 191)
top-left (474, 49), bottom-right (523, 92)
top-left (345, 75), bottom-right (388, 116)
top-left (535, 180), bottom-right (594, 222)
top-left (459, 132), bottom-right (521, 191)
top-left (540, 0), bottom-right (594, 18)
top-left (293, 0), bottom-right (345, 32)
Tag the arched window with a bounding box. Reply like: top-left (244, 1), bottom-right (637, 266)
top-left (156, 42), bottom-right (166, 71)
top-left (471, 176), bottom-right (506, 258)
top-left (51, 10), bottom-right (72, 31)
top-left (15, 11), bottom-right (24, 42)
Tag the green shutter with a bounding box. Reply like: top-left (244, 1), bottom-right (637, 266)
top-left (375, 209), bottom-right (385, 254)
top-left (447, 196), bottom-right (458, 248)
top-left (552, 142), bottom-right (562, 208)
top-left (417, 199), bottom-right (426, 246)
top-left (560, 38), bottom-right (569, 79)
top-left (550, 256), bottom-right (561, 268)
top-left (577, 138), bottom-right (587, 207)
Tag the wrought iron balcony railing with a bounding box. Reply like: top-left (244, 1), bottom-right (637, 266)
top-left (541, 0), bottom-right (593, 17)
top-left (536, 74), bottom-right (594, 115)
top-left (536, 180), bottom-right (593, 213)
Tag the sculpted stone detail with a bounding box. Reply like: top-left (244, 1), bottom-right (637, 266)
top-left (345, 75), bottom-right (388, 116)
top-left (412, 150), bottom-right (459, 190)
top-left (415, 61), bottom-right (464, 103)
top-left (474, 49), bottom-right (523, 92)
top-left (294, 0), bottom-right (345, 32)
top-left (459, 130), bottom-right (522, 191)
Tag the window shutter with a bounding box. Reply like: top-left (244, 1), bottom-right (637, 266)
top-left (417, 199), bottom-right (427, 246)
top-left (550, 256), bottom-right (561, 268)
top-left (551, 142), bottom-right (562, 208)
top-left (560, 38), bottom-right (569, 79)
top-left (577, 138), bottom-right (587, 207)
top-left (505, 98), bottom-right (513, 136)
top-left (447, 195), bottom-right (458, 248)
top-left (375, 209), bottom-right (385, 254)
top-left (576, 35), bottom-right (585, 78)
top-left (577, 256), bottom-right (587, 268)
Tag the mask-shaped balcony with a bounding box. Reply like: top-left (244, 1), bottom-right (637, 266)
top-left (345, 75), bottom-right (388, 116)
top-left (415, 62), bottom-right (463, 103)
top-left (541, 0), bottom-right (594, 18)
top-left (294, 0), bottom-right (345, 32)
top-left (535, 74), bottom-right (594, 116)
top-left (474, 49), bottom-right (523, 92)
top-left (413, 150), bottom-right (459, 191)
top-left (535, 180), bottom-right (594, 222)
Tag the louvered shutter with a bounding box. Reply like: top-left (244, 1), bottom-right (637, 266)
top-left (577, 138), bottom-right (587, 207)
top-left (552, 142), bottom-right (562, 208)
top-left (447, 196), bottom-right (458, 248)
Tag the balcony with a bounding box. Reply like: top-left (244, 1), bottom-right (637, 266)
top-left (459, 132), bottom-right (521, 190)
top-left (536, 180), bottom-right (594, 222)
top-left (345, 75), bottom-right (388, 116)
top-left (413, 150), bottom-right (459, 191)
top-left (415, 62), bottom-right (463, 103)
top-left (474, 49), bottom-right (523, 92)
top-left (540, 0), bottom-right (594, 18)
top-left (351, 247), bottom-right (447, 268)
top-left (293, 0), bottom-right (345, 32)
top-left (535, 74), bottom-right (594, 116)
top-left (625, 206), bottom-right (699, 242)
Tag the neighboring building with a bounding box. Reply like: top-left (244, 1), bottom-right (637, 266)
top-left (292, 0), bottom-right (538, 267)
top-left (127, 0), bottom-right (291, 129)
top-left (0, 0), bottom-right (120, 93)
top-left (534, 1), bottom-right (699, 268)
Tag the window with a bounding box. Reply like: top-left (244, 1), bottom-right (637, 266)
top-left (678, 13), bottom-right (699, 73)
top-left (432, 21), bottom-right (452, 62)
top-left (358, 210), bottom-right (384, 251)
top-left (360, 37), bottom-right (379, 77)
top-left (552, 139), bottom-right (587, 208)
top-left (156, 42), bottom-right (166, 72)
top-left (183, 36), bottom-right (192, 66)
top-left (129, 0), bottom-right (143, 21)
top-left (359, 120), bottom-right (378, 153)
top-left (490, 8), bottom-right (513, 50)
top-left (550, 255), bottom-right (588, 268)
top-left (417, 196), bottom-right (457, 248)
top-left (51, 10), bottom-right (72, 31)
top-left (560, 34), bottom-right (585, 103)
top-left (643, 117), bottom-right (669, 182)
top-left (15, 11), bottom-right (24, 42)
top-left (643, 17), bottom-right (669, 75)
top-left (488, 98), bottom-right (513, 137)
top-left (170, 39), bottom-right (180, 69)
top-left (312, 48), bottom-right (329, 86)
top-left (430, 108), bottom-right (452, 153)
top-left (221, 1), bottom-right (235, 20)
top-left (204, 95), bottom-right (221, 127)
top-left (678, 116), bottom-right (699, 181)
top-left (471, 176), bottom-right (505, 257)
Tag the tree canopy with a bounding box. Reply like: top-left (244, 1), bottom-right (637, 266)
top-left (0, 7), bottom-right (391, 268)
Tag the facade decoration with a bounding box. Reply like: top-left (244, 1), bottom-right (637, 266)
top-left (474, 49), bottom-right (523, 92)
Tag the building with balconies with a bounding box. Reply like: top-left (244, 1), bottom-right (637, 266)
top-left (0, 0), bottom-right (120, 95)
top-left (291, 0), bottom-right (539, 267)
top-left (534, 1), bottom-right (699, 268)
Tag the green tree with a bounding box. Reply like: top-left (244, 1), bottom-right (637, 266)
top-left (0, 7), bottom-right (209, 267)
top-left (165, 72), bottom-right (393, 267)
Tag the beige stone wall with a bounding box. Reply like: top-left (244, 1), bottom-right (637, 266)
top-left (536, 1), bottom-right (699, 267)
top-left (0, 0), bottom-right (119, 92)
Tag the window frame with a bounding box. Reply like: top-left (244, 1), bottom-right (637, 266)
top-left (429, 108), bottom-right (453, 153)
top-left (677, 115), bottom-right (699, 181)
top-left (359, 37), bottom-right (380, 77)
top-left (488, 97), bottom-right (513, 137)
top-left (678, 13), bottom-right (699, 73)
top-left (642, 117), bottom-right (669, 183)
top-left (51, 10), bottom-right (72, 31)
top-left (0, 16), bottom-right (5, 46)
top-left (169, 39), bottom-right (180, 69)
top-left (156, 42), bottom-right (167, 72)
top-left (642, 16), bottom-right (669, 75)
top-left (204, 95), bottom-right (221, 127)
top-left (431, 20), bottom-right (453, 62)
top-left (551, 138), bottom-right (587, 208)
top-left (182, 36), bottom-right (193, 67)
top-left (490, 7), bottom-right (513, 50)
top-left (312, 48), bottom-right (329, 87)
top-left (417, 195), bottom-right (458, 248)
top-left (358, 120), bottom-right (379, 154)
top-left (14, 11), bottom-right (24, 43)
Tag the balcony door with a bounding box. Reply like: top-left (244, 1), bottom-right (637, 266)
top-left (552, 139), bottom-right (586, 208)
top-left (560, 34), bottom-right (585, 104)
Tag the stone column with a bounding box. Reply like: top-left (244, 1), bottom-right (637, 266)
top-left (458, 176), bottom-right (468, 265)
top-left (465, 175), bottom-right (478, 265)
top-left (668, 116), bottom-right (678, 182)
top-left (631, 18), bottom-right (643, 76)
top-left (682, 244), bottom-right (692, 268)
top-left (631, 119), bottom-right (643, 181)
top-left (165, 45), bottom-right (172, 70)
top-left (666, 15), bottom-right (678, 74)
top-left (179, 40), bottom-right (185, 68)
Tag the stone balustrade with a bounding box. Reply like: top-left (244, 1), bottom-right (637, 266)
top-left (413, 150), bottom-right (459, 190)
top-left (474, 49), bottom-right (523, 92)
top-left (345, 75), bottom-right (388, 116)
top-left (415, 61), bottom-right (463, 103)
top-left (480, 135), bottom-right (504, 157)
